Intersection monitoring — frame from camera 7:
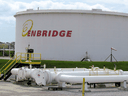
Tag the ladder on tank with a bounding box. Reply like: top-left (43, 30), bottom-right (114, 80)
top-left (0, 52), bottom-right (41, 81)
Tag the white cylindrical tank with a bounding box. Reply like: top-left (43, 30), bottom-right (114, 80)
top-left (14, 9), bottom-right (128, 61)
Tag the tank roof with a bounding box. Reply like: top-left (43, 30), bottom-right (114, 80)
top-left (14, 9), bottom-right (128, 17)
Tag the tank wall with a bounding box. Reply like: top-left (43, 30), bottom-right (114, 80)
top-left (15, 13), bottom-right (128, 61)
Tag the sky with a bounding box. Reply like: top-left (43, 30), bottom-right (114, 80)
top-left (0, 0), bottom-right (128, 42)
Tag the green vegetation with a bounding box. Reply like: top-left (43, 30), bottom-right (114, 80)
top-left (0, 59), bottom-right (12, 69)
top-left (40, 60), bottom-right (128, 71)
top-left (0, 51), bottom-right (15, 57)
top-left (0, 59), bottom-right (128, 71)
top-left (0, 51), bottom-right (2, 56)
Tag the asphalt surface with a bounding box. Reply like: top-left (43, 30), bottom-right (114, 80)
top-left (0, 80), bottom-right (128, 96)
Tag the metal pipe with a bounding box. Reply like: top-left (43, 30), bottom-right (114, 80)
top-left (11, 67), bottom-right (128, 86)
top-left (58, 75), bottom-right (128, 83)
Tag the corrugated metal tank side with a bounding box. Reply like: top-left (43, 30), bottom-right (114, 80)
top-left (15, 10), bottom-right (128, 61)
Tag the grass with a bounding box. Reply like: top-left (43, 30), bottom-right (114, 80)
top-left (0, 59), bottom-right (11, 69)
top-left (41, 60), bottom-right (128, 71)
top-left (0, 59), bottom-right (128, 71)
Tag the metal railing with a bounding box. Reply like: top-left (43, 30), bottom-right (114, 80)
top-left (0, 52), bottom-right (41, 78)
top-left (89, 69), bottom-right (120, 76)
top-left (19, 53), bottom-right (41, 64)
top-left (0, 54), bottom-right (20, 78)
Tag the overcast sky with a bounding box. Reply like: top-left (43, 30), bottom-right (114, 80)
top-left (0, 0), bottom-right (128, 42)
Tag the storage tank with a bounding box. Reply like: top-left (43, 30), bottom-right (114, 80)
top-left (14, 9), bottom-right (128, 61)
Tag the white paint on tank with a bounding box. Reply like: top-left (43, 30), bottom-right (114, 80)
top-left (15, 9), bottom-right (128, 61)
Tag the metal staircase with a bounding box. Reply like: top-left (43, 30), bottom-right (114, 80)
top-left (0, 52), bottom-right (41, 81)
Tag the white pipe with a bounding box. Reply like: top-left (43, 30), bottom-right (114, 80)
top-left (11, 68), bottom-right (128, 86)
top-left (123, 71), bottom-right (128, 75)
top-left (57, 75), bottom-right (128, 83)
top-left (30, 69), bottom-right (47, 85)
top-left (50, 70), bottom-right (123, 77)
top-left (11, 68), bottom-right (123, 76)
top-left (42, 70), bottom-right (124, 85)
top-left (46, 67), bottom-right (98, 71)
top-left (11, 68), bottom-right (20, 75)
top-left (11, 67), bottom-right (121, 73)
top-left (11, 68), bottom-right (36, 80)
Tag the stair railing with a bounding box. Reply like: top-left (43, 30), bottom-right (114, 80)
top-left (0, 52), bottom-right (41, 78)
top-left (0, 53), bottom-right (21, 78)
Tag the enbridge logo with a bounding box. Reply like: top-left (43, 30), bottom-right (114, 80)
top-left (22, 19), bottom-right (72, 37)
top-left (22, 19), bottom-right (33, 37)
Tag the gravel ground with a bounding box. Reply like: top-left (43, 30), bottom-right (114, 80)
top-left (0, 57), bottom-right (11, 60)
top-left (0, 80), bottom-right (128, 96)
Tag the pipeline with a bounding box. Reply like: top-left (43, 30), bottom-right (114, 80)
top-left (56, 75), bottom-right (128, 83)
top-left (11, 67), bottom-right (128, 86)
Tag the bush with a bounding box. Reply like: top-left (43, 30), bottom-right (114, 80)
top-left (10, 51), bottom-right (15, 57)
top-left (4, 51), bottom-right (9, 56)
top-left (0, 50), bottom-right (15, 57)
top-left (0, 50), bottom-right (2, 56)
top-left (0, 52), bottom-right (2, 56)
